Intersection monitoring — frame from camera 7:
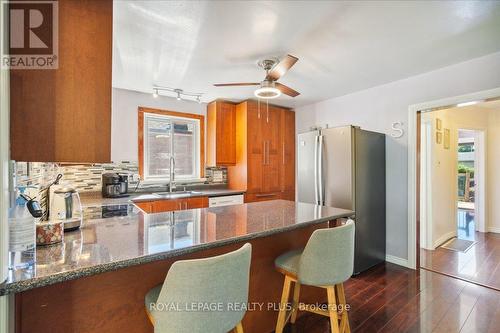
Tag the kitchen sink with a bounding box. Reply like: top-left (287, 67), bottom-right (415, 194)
top-left (153, 191), bottom-right (202, 199)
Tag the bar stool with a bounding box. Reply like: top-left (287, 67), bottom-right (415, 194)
top-left (145, 243), bottom-right (252, 333)
top-left (274, 220), bottom-right (355, 333)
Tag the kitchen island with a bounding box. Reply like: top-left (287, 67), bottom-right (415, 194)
top-left (3, 200), bottom-right (353, 333)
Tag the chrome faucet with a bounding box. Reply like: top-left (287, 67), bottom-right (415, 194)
top-left (169, 155), bottom-right (176, 193)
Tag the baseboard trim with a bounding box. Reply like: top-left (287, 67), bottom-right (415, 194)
top-left (487, 227), bottom-right (500, 234)
top-left (385, 255), bottom-right (409, 268)
top-left (433, 231), bottom-right (457, 249)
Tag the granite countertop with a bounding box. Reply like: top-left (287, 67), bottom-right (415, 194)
top-left (80, 189), bottom-right (246, 207)
top-left (1, 200), bottom-right (354, 295)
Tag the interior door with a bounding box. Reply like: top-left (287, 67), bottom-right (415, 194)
top-left (261, 105), bottom-right (282, 193)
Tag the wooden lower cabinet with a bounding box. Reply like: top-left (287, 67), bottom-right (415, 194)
top-left (244, 192), bottom-right (281, 203)
top-left (134, 197), bottom-right (209, 213)
top-left (186, 196), bottom-right (209, 209)
top-left (134, 201), bottom-right (154, 213)
top-left (281, 191), bottom-right (296, 201)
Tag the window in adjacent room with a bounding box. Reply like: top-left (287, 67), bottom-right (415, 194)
top-left (139, 107), bottom-right (204, 181)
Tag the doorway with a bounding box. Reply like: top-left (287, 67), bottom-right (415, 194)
top-left (457, 129), bottom-right (478, 241)
top-left (417, 98), bottom-right (500, 290)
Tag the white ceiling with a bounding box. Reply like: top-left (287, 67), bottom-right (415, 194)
top-left (113, 1), bottom-right (500, 108)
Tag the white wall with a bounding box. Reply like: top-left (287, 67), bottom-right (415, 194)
top-left (111, 88), bottom-right (206, 162)
top-left (421, 111), bottom-right (458, 248)
top-left (295, 51), bottom-right (500, 261)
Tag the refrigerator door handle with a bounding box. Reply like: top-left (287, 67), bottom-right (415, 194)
top-left (318, 135), bottom-right (324, 205)
top-left (314, 135), bottom-right (319, 205)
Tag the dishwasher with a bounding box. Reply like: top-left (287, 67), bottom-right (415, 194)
top-left (208, 194), bottom-right (244, 208)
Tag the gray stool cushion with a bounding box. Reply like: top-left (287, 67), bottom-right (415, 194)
top-left (274, 248), bottom-right (303, 275)
top-left (145, 284), bottom-right (162, 318)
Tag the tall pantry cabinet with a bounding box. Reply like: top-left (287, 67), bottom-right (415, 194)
top-left (227, 100), bottom-right (295, 202)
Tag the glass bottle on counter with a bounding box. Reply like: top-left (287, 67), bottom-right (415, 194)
top-left (8, 194), bottom-right (36, 269)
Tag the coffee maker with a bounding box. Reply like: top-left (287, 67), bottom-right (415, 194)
top-left (102, 173), bottom-right (129, 198)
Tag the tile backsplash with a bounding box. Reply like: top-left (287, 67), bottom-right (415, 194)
top-left (14, 161), bottom-right (227, 193)
top-left (15, 161), bottom-right (140, 193)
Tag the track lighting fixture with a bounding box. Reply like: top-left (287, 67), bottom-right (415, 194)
top-left (152, 86), bottom-right (203, 103)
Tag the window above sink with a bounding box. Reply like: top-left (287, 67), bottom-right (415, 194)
top-left (138, 107), bottom-right (205, 182)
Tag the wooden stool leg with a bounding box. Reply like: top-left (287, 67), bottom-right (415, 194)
top-left (290, 281), bottom-right (301, 324)
top-left (275, 275), bottom-right (293, 333)
top-left (326, 286), bottom-right (340, 333)
top-left (335, 284), bottom-right (350, 333)
top-left (233, 321), bottom-right (244, 333)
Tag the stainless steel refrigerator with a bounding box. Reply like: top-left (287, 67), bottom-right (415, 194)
top-left (297, 125), bottom-right (386, 274)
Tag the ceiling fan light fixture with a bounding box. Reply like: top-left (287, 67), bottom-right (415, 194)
top-left (254, 81), bottom-right (281, 99)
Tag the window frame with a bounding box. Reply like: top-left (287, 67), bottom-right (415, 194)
top-left (138, 107), bottom-right (205, 181)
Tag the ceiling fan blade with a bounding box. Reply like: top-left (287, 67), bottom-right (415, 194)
top-left (275, 82), bottom-right (300, 97)
top-left (266, 54), bottom-right (298, 81)
top-left (213, 82), bottom-right (260, 87)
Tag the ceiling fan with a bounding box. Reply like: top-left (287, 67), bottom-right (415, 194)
top-left (214, 54), bottom-right (300, 99)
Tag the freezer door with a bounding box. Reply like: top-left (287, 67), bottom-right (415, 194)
top-left (297, 131), bottom-right (319, 204)
top-left (353, 128), bottom-right (386, 273)
top-left (320, 126), bottom-right (354, 210)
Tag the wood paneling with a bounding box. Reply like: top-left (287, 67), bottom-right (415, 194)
top-left (206, 101), bottom-right (236, 166)
top-left (137, 107), bottom-right (205, 179)
top-left (15, 223), bottom-right (329, 333)
top-left (10, 0), bottom-right (113, 162)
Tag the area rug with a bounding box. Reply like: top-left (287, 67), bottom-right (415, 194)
top-left (440, 238), bottom-right (476, 252)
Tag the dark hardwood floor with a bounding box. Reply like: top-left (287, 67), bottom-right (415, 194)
top-left (421, 232), bottom-right (500, 290)
top-left (279, 262), bottom-right (500, 333)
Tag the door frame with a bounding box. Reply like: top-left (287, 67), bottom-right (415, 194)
top-left (419, 117), bottom-right (433, 250)
top-left (408, 87), bottom-right (500, 270)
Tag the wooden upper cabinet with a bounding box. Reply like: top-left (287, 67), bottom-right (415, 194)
top-left (206, 101), bottom-right (236, 166)
top-left (10, 0), bottom-right (113, 162)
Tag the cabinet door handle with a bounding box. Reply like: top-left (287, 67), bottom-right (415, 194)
top-left (262, 141), bottom-right (267, 165)
top-left (282, 142), bottom-right (285, 165)
top-left (266, 105), bottom-right (269, 123)
top-left (266, 141), bottom-right (269, 165)
top-left (255, 193), bottom-right (278, 198)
